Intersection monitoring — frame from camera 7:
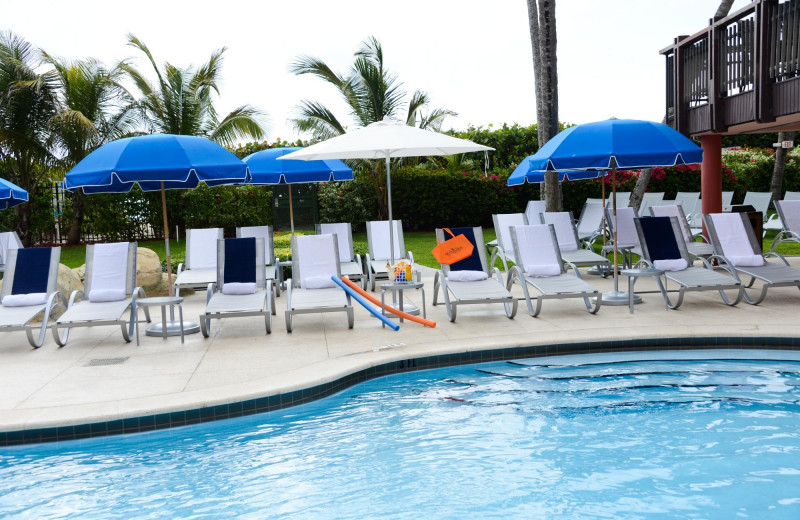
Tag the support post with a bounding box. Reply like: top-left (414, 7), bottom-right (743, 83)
top-left (701, 134), bottom-right (723, 220)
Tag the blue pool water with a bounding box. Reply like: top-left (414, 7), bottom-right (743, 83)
top-left (2, 350), bottom-right (800, 519)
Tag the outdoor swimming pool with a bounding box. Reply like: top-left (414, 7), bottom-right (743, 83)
top-left (1, 349), bottom-right (800, 519)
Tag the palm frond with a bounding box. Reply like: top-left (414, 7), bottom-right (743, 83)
top-left (208, 105), bottom-right (265, 146)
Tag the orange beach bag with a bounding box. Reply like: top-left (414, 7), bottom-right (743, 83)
top-left (431, 228), bottom-right (474, 265)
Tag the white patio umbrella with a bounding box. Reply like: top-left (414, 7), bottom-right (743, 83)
top-left (280, 118), bottom-right (493, 264)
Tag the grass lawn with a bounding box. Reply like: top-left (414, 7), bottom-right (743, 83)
top-left (54, 228), bottom-right (795, 270)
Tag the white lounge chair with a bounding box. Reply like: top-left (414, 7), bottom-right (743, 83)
top-left (721, 191), bottom-right (734, 208)
top-left (576, 199), bottom-right (607, 245)
top-left (650, 204), bottom-right (714, 258)
top-left (524, 200), bottom-right (547, 226)
top-left (0, 231), bottom-right (22, 275)
top-left (704, 212), bottom-right (800, 305)
top-left (540, 211), bottom-right (612, 271)
top-left (638, 192), bottom-right (665, 215)
top-left (601, 207), bottom-right (642, 268)
top-left (764, 193), bottom-right (800, 234)
top-left (285, 234), bottom-right (353, 332)
top-left (432, 226), bottom-right (517, 322)
top-left (53, 242), bottom-right (149, 346)
top-left (770, 200), bottom-right (800, 252)
top-left (0, 247), bottom-right (66, 348)
top-left (365, 220), bottom-right (413, 291)
top-left (634, 216), bottom-right (743, 309)
top-left (200, 237), bottom-right (273, 337)
top-left (506, 224), bottom-right (602, 317)
top-left (174, 227), bottom-right (223, 296)
top-left (236, 225), bottom-right (281, 297)
top-left (317, 222), bottom-right (366, 290)
top-left (607, 191), bottom-right (631, 209)
top-left (674, 191), bottom-right (701, 229)
top-left (490, 213), bottom-right (527, 272)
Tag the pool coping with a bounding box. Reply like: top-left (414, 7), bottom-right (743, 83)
top-left (3, 336), bottom-right (798, 446)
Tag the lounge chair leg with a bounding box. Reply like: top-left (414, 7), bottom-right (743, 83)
top-left (742, 285), bottom-right (769, 305)
top-left (347, 307), bottom-right (354, 329)
top-left (504, 298), bottom-right (518, 319)
top-left (51, 324), bottom-right (69, 347)
top-left (285, 311), bottom-right (293, 333)
top-left (264, 312), bottom-right (272, 334)
top-left (200, 315), bottom-right (211, 337)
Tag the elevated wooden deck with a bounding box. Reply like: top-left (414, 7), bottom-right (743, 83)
top-left (661, 0), bottom-right (800, 136)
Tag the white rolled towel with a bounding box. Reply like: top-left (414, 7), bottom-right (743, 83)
top-left (729, 255), bottom-right (765, 267)
top-left (303, 276), bottom-right (337, 289)
top-left (88, 289), bottom-right (126, 302)
top-left (2, 292), bottom-right (47, 307)
top-left (653, 259), bottom-right (688, 272)
top-left (524, 264), bottom-right (562, 278)
top-left (222, 282), bottom-right (257, 295)
top-left (448, 270), bottom-right (489, 282)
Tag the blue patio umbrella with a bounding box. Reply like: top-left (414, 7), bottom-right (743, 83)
top-left (65, 134), bottom-right (248, 335)
top-left (0, 177), bottom-right (28, 210)
top-left (243, 147), bottom-right (353, 234)
top-left (514, 118), bottom-right (703, 304)
top-left (507, 159), bottom-right (601, 185)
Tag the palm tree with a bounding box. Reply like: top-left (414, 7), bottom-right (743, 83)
top-left (290, 36), bottom-right (456, 217)
top-left (43, 53), bottom-right (140, 243)
top-left (122, 34), bottom-right (265, 147)
top-left (0, 31), bottom-right (58, 245)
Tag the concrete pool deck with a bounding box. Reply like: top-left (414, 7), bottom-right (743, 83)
top-left (2, 262), bottom-right (800, 444)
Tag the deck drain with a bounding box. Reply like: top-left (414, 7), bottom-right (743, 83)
top-left (85, 357), bottom-right (129, 367)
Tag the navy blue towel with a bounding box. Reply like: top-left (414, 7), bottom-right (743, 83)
top-left (11, 248), bottom-right (52, 295)
top-left (446, 227), bottom-right (484, 272)
top-left (639, 217), bottom-right (682, 261)
top-left (223, 238), bottom-right (257, 284)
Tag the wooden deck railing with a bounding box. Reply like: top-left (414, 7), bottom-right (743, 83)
top-left (662, 0), bottom-right (800, 136)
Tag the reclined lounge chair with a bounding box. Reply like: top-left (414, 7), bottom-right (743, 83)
top-left (317, 222), bottom-right (366, 290)
top-left (200, 237), bottom-right (273, 337)
top-left (634, 216), bottom-right (743, 309)
top-left (0, 230), bottom-right (22, 276)
top-left (53, 242), bottom-right (149, 346)
top-left (650, 204), bottom-right (714, 258)
top-left (432, 226), bottom-right (517, 322)
top-left (506, 224), bottom-right (602, 317)
top-left (365, 220), bottom-right (413, 291)
top-left (770, 200), bottom-right (800, 252)
top-left (540, 211), bottom-right (612, 271)
top-left (174, 228), bottom-right (224, 296)
top-left (285, 234), bottom-right (354, 332)
top-left (704, 212), bottom-right (800, 305)
top-left (0, 247), bottom-right (65, 348)
top-left (490, 213), bottom-right (527, 273)
top-left (236, 225), bottom-right (281, 297)
top-left (576, 198), bottom-right (607, 246)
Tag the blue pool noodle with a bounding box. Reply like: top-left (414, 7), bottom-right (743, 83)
top-left (330, 276), bottom-right (400, 331)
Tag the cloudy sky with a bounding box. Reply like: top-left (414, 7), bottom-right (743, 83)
top-left (2, 0), bottom-right (749, 142)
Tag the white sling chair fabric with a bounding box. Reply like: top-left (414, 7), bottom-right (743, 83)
top-left (490, 213), bottom-right (527, 272)
top-left (771, 200), bottom-right (800, 251)
top-left (318, 222), bottom-right (365, 288)
top-left (524, 200), bottom-right (546, 227)
top-left (541, 212), bottom-right (611, 270)
top-left (175, 228), bottom-right (223, 295)
top-left (365, 220), bottom-right (410, 291)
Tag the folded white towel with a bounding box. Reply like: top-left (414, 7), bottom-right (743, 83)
top-left (653, 259), bottom-right (688, 272)
top-left (222, 282), bottom-right (257, 295)
top-left (2, 292), bottom-right (47, 307)
top-left (448, 270), bottom-right (488, 282)
top-left (524, 264), bottom-right (562, 278)
top-left (304, 275), bottom-right (337, 289)
top-left (88, 289), bottom-right (127, 302)
top-left (729, 255), bottom-right (765, 267)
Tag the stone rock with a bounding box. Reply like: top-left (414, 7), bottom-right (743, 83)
top-left (144, 272), bottom-right (194, 298)
top-left (58, 263), bottom-right (83, 298)
top-left (136, 248), bottom-right (163, 292)
top-left (74, 264), bottom-right (85, 281)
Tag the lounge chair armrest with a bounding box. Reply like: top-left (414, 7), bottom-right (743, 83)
top-left (47, 291), bottom-right (68, 314)
top-left (206, 282), bottom-right (216, 305)
top-left (635, 258), bottom-right (654, 269)
top-left (436, 269), bottom-right (448, 291)
top-left (354, 253), bottom-right (364, 272)
top-left (407, 251), bottom-right (414, 264)
top-left (67, 289), bottom-right (85, 308)
top-left (491, 267), bottom-right (506, 287)
top-left (176, 263), bottom-right (185, 276)
top-left (564, 260), bottom-right (581, 277)
top-left (764, 251), bottom-right (790, 265)
top-left (266, 279), bottom-right (273, 313)
top-left (766, 213), bottom-right (779, 224)
top-left (365, 253), bottom-right (372, 265)
top-left (506, 266), bottom-right (523, 289)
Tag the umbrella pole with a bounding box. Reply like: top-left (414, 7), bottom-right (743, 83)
top-left (612, 166), bottom-right (619, 291)
top-left (386, 155), bottom-right (395, 266)
top-left (288, 185), bottom-right (295, 235)
top-left (601, 175), bottom-right (607, 247)
top-left (161, 182), bottom-right (174, 299)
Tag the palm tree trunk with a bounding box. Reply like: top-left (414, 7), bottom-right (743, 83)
top-left (771, 131), bottom-right (795, 202)
top-left (66, 189), bottom-right (85, 244)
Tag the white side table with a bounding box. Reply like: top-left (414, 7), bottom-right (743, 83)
top-left (380, 281), bottom-right (426, 327)
top-left (136, 296), bottom-right (185, 344)
top-left (619, 268), bottom-right (665, 314)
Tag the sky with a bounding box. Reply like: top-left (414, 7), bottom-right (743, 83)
top-left (1, 0), bottom-right (751, 144)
